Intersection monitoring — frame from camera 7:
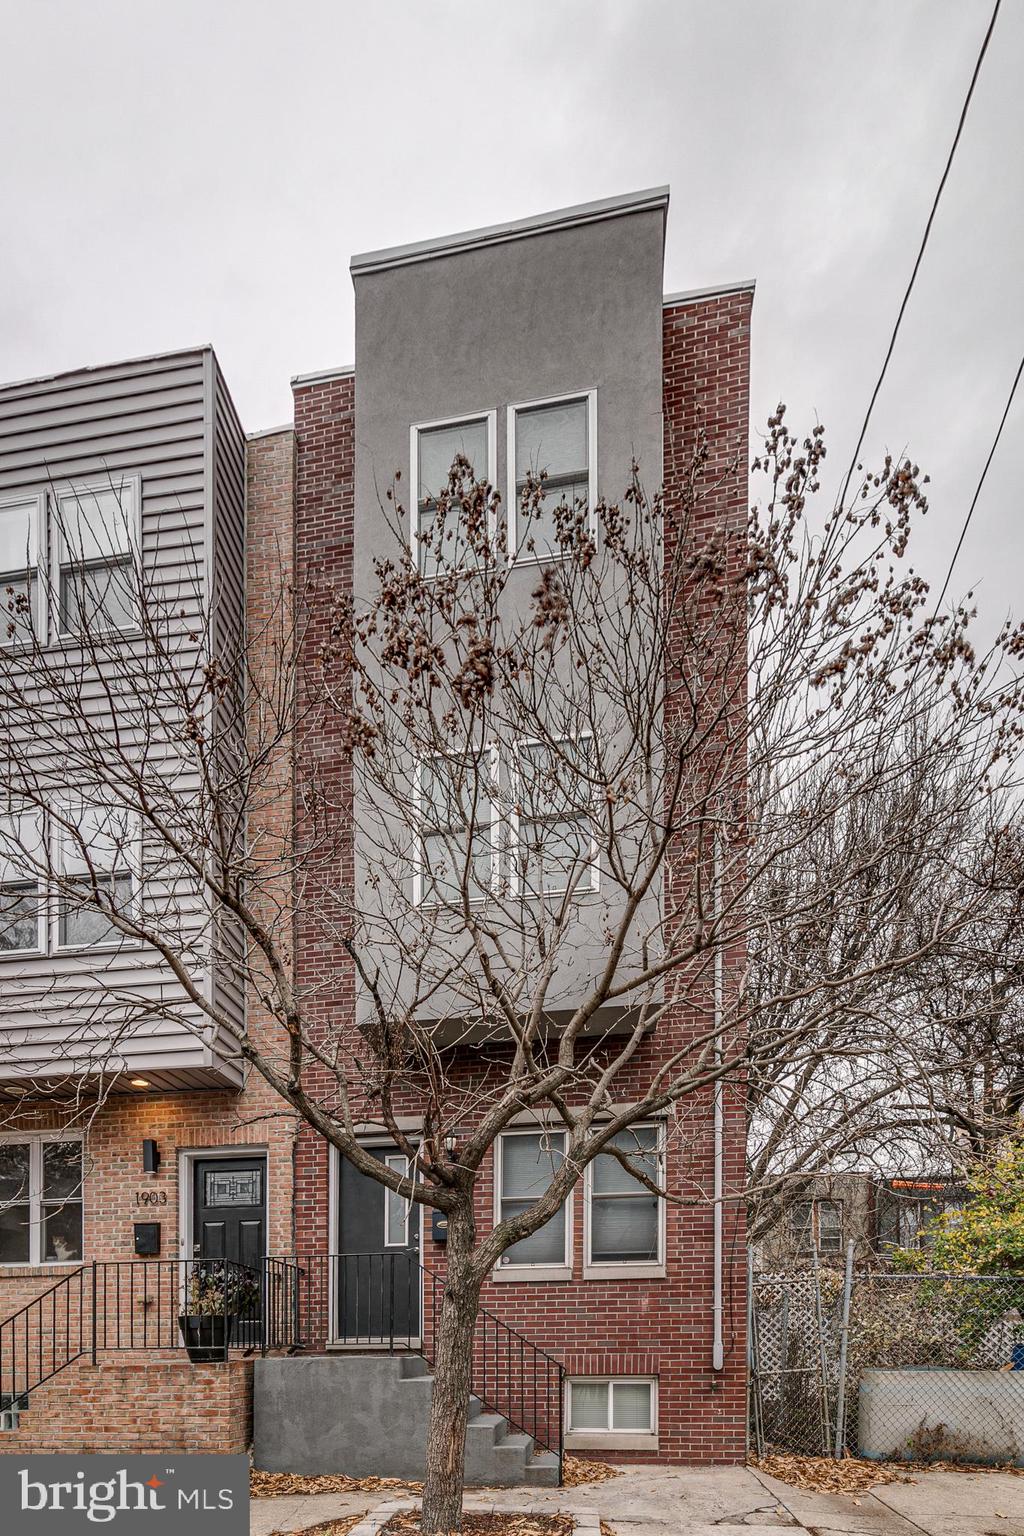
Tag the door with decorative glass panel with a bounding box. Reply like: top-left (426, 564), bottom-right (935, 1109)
top-left (336, 1145), bottom-right (420, 1344)
top-left (192, 1155), bottom-right (266, 1345)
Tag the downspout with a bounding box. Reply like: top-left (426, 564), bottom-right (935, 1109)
top-left (712, 834), bottom-right (724, 1373)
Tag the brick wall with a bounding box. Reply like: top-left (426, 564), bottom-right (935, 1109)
top-left (290, 372), bottom-right (356, 1261)
top-left (0, 1359), bottom-right (252, 1454)
top-left (287, 293), bottom-right (753, 1463)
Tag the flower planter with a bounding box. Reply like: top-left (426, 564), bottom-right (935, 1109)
top-left (179, 1313), bottom-right (228, 1364)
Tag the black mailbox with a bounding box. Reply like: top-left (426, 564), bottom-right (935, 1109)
top-left (133, 1222), bottom-right (160, 1256)
top-left (431, 1209), bottom-right (449, 1245)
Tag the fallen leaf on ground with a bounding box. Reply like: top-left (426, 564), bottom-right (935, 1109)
top-left (379, 1514), bottom-right (574, 1536)
top-left (562, 1455), bottom-right (620, 1487)
top-left (752, 1454), bottom-right (914, 1494)
top-left (251, 1469), bottom-right (422, 1499)
top-left (270, 1519), bottom-right (366, 1536)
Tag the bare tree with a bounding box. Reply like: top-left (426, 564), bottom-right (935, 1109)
top-left (746, 759), bottom-right (1024, 1249)
top-left (1, 408), bottom-right (1022, 1530)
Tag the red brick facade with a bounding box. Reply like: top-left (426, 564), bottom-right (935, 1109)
top-left (283, 292), bottom-right (753, 1463)
top-left (0, 1359), bottom-right (252, 1454)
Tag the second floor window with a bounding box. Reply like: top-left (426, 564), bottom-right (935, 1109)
top-left (56, 478), bottom-right (138, 636)
top-left (510, 392), bottom-right (595, 559)
top-left (416, 753), bottom-right (495, 906)
top-left (0, 1136), bottom-right (84, 1265)
top-left (413, 415), bottom-right (492, 577)
top-left (792, 1197), bottom-right (843, 1255)
top-left (0, 805), bottom-right (43, 955)
top-left (514, 735), bottom-right (597, 896)
top-left (0, 494), bottom-right (41, 645)
top-left (57, 801), bottom-right (136, 950)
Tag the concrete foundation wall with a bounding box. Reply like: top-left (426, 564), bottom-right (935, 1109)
top-left (255, 1355), bottom-right (433, 1479)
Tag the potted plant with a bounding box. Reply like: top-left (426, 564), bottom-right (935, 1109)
top-left (178, 1263), bottom-right (260, 1363)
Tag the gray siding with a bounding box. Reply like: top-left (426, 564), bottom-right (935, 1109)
top-left (0, 348), bottom-right (245, 1089)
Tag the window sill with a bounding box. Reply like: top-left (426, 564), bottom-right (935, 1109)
top-left (581, 1263), bottom-right (666, 1282)
top-left (564, 1431), bottom-right (658, 1452)
top-left (492, 1264), bottom-right (572, 1283)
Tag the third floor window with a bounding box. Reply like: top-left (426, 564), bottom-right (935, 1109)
top-left (413, 414), bottom-right (493, 577)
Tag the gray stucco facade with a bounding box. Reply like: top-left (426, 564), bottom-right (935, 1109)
top-left (348, 190), bottom-right (669, 1033)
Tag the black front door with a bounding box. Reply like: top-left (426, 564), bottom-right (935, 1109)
top-left (337, 1146), bottom-right (420, 1342)
top-left (193, 1156), bottom-right (266, 1268)
top-left (192, 1156), bottom-right (266, 1345)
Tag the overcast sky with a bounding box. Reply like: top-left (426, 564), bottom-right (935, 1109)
top-left (2, 1), bottom-right (1021, 626)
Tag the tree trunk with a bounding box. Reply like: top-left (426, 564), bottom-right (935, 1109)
top-left (420, 1207), bottom-right (481, 1535)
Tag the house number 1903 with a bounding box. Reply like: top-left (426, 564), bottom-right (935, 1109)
top-left (135, 1190), bottom-right (168, 1207)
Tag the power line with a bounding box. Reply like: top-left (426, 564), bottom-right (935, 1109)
top-left (931, 349), bottom-right (1024, 620)
top-left (839, 0), bottom-right (1003, 509)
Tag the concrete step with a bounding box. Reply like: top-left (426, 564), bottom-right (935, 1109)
top-left (524, 1451), bottom-right (561, 1487)
top-left (491, 1431), bottom-right (534, 1479)
top-left (398, 1356), bottom-right (431, 1380)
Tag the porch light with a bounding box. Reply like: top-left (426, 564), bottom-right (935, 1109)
top-left (130, 1077), bottom-right (151, 1088)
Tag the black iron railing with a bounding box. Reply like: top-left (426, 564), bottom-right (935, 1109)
top-left (93, 1258), bottom-right (261, 1354)
top-left (0, 1264), bottom-right (88, 1410)
top-left (0, 1259), bottom-right (261, 1408)
top-left (1, 1252), bottom-right (564, 1479)
top-left (262, 1253), bottom-right (564, 1474)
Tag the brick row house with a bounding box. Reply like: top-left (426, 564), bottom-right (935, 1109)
top-left (0, 189), bottom-right (753, 1470)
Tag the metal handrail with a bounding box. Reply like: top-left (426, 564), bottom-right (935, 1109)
top-left (0, 1265), bottom-right (88, 1406)
top-left (0, 1251), bottom-right (565, 1481)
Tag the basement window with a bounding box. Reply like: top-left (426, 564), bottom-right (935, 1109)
top-left (565, 1377), bottom-right (657, 1450)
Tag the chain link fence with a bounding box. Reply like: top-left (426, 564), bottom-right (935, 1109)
top-left (750, 1257), bottom-right (1024, 1465)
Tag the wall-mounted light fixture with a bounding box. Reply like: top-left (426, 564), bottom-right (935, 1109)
top-left (142, 1139), bottom-right (160, 1175)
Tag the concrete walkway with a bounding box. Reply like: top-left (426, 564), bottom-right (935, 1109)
top-left (250, 1464), bottom-right (1024, 1536)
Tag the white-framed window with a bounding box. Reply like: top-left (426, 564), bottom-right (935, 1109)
top-left (495, 1128), bottom-right (570, 1275)
top-left (410, 412), bottom-right (496, 577)
top-left (54, 475), bottom-right (139, 637)
top-left (566, 1377), bottom-right (657, 1438)
top-left (53, 798), bottom-right (139, 951)
top-left (0, 803), bottom-right (45, 956)
top-left (512, 734), bottom-right (598, 897)
top-left (0, 493), bottom-right (42, 646)
top-left (507, 390), bottom-right (597, 561)
top-left (584, 1124), bottom-right (664, 1276)
top-left (792, 1198), bottom-right (843, 1256)
top-left (0, 1134), bottom-right (84, 1265)
top-left (384, 1153), bottom-right (411, 1247)
top-left (414, 749), bottom-right (497, 907)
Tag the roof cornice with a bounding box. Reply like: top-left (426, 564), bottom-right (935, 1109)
top-left (350, 187), bottom-right (670, 277)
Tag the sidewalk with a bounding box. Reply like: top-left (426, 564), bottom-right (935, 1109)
top-left (251, 1463), bottom-right (1024, 1536)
